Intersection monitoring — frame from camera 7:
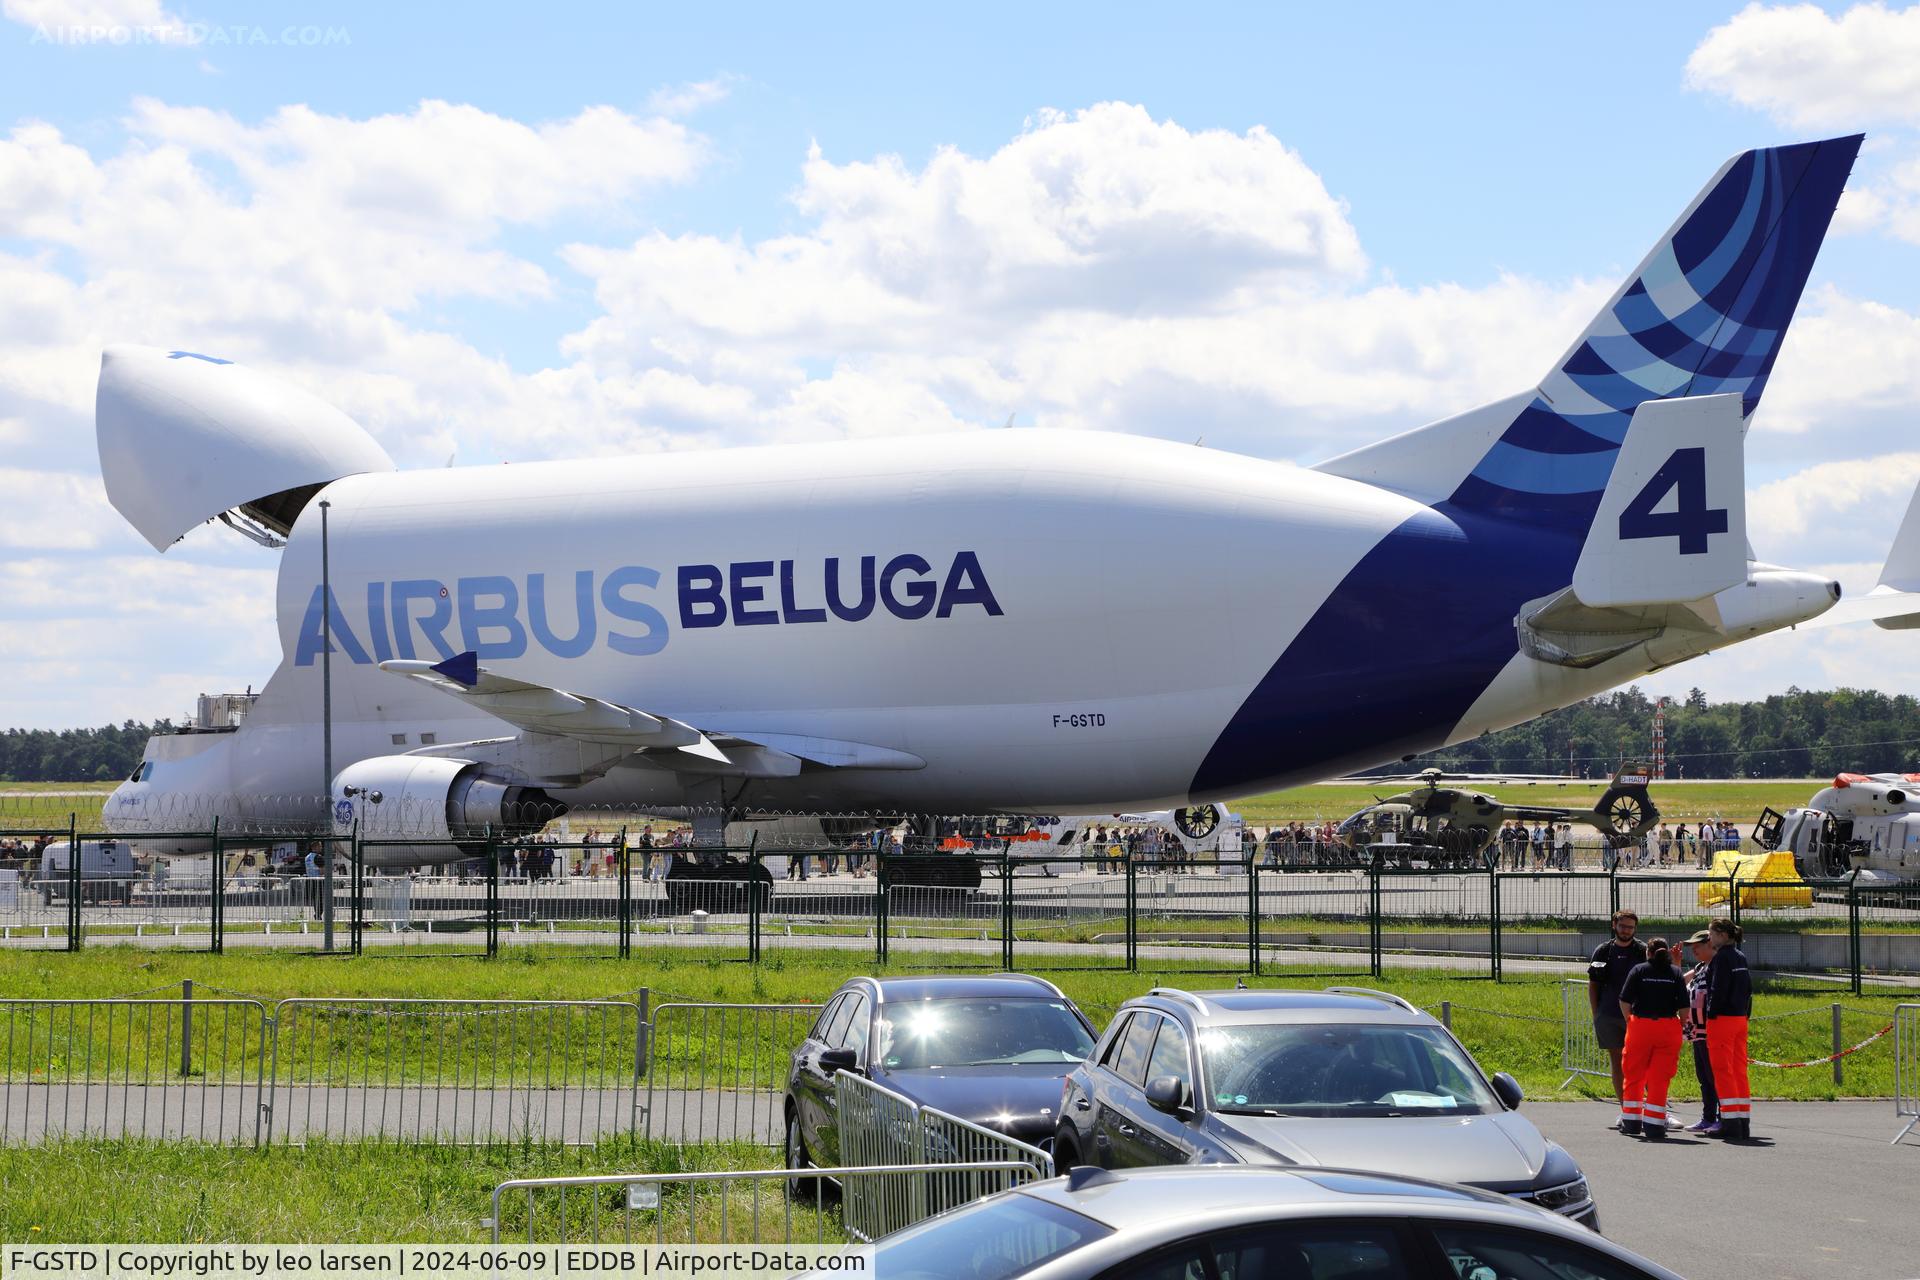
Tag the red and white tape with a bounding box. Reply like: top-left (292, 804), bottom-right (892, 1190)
top-left (1749, 1021), bottom-right (1894, 1070)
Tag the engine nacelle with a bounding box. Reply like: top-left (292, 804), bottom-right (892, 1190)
top-left (330, 756), bottom-right (563, 866)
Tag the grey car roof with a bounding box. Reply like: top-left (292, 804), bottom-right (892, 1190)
top-left (1021, 1165), bottom-right (1517, 1226)
top-left (1006, 1168), bottom-right (1680, 1280)
top-left (1130, 987), bottom-right (1435, 1024)
top-left (851, 974), bottom-right (1068, 1004)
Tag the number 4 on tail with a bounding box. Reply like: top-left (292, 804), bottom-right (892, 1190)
top-left (1617, 447), bottom-right (1728, 555)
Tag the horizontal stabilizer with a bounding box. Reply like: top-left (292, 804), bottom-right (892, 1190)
top-left (1571, 394), bottom-right (1746, 608)
top-left (1808, 474), bottom-right (1920, 630)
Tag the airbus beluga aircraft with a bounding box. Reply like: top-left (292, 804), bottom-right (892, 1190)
top-left (97, 133), bottom-right (1920, 865)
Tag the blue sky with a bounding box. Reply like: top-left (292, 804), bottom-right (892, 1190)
top-left (6, 1), bottom-right (1920, 727)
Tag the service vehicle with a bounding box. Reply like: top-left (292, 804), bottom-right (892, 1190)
top-left (1054, 987), bottom-right (1597, 1230)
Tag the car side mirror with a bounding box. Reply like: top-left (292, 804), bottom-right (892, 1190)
top-left (818, 1047), bottom-right (858, 1075)
top-left (1490, 1072), bottom-right (1523, 1110)
top-left (1145, 1074), bottom-right (1189, 1115)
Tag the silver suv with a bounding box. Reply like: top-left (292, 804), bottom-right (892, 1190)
top-left (1055, 987), bottom-right (1596, 1230)
top-left (860, 1165), bottom-right (1677, 1280)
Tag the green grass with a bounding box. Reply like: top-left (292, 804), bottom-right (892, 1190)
top-left (0, 777), bottom-right (1828, 839)
top-left (0, 945), bottom-right (1904, 1101)
top-left (0, 1138), bottom-right (801, 1244)
top-left (0, 793), bottom-right (103, 832)
top-left (1233, 779), bottom-right (1820, 826)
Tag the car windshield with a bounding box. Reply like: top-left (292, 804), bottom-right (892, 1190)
top-left (865, 1192), bottom-right (1110, 1280)
top-left (1199, 1022), bottom-right (1501, 1116)
top-left (874, 998), bottom-right (1094, 1069)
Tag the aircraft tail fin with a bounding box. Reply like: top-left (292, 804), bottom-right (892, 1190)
top-left (1318, 135), bottom-right (1862, 536)
top-left (1809, 469), bottom-right (1920, 630)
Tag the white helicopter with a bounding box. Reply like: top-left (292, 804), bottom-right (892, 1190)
top-left (1755, 774), bottom-right (1920, 885)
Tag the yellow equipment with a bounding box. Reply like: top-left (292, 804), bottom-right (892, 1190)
top-left (1697, 850), bottom-right (1812, 909)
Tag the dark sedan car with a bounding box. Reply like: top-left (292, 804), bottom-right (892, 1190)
top-left (784, 974), bottom-right (1098, 1174)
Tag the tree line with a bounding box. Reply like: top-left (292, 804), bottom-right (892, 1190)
top-left (1401, 686), bottom-right (1920, 780)
top-left (0, 722), bottom-right (173, 782)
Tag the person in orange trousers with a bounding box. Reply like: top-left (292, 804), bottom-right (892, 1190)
top-left (1704, 917), bottom-right (1753, 1139)
top-left (1617, 937), bottom-right (1687, 1139)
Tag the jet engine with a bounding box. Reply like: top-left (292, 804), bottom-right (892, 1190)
top-left (330, 756), bottom-right (563, 866)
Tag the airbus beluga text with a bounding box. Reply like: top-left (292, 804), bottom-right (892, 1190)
top-left (97, 135), bottom-right (1920, 866)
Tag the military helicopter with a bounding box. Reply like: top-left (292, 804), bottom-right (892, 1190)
top-left (1333, 765), bottom-right (1659, 868)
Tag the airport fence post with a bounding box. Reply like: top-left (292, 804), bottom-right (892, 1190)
top-left (1246, 852), bottom-right (1259, 976)
top-left (1488, 862), bottom-right (1503, 982)
top-left (1439, 999), bottom-right (1452, 1031)
top-left (875, 850), bottom-right (890, 965)
top-left (210, 816), bottom-right (223, 954)
top-left (180, 978), bottom-right (194, 1078)
top-left (1000, 846), bottom-right (1014, 971)
top-left (1124, 853), bottom-right (1137, 971)
top-left (1368, 854), bottom-right (1383, 978)
top-left (1833, 1003), bottom-right (1845, 1087)
top-left (748, 832), bottom-right (763, 963)
top-left (617, 827), bottom-right (631, 961)
top-left (485, 831), bottom-right (500, 958)
top-left (65, 812), bottom-right (80, 952)
top-left (1608, 865), bottom-right (1619, 920)
top-left (349, 824), bottom-right (364, 956)
top-left (1727, 874), bottom-right (1741, 928)
top-left (1848, 871), bottom-right (1863, 996)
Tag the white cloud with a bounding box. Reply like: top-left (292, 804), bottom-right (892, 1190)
top-left (568, 102), bottom-right (1364, 356)
top-left (647, 76), bottom-right (735, 118)
top-left (0, 467), bottom-right (118, 548)
top-left (1685, 2), bottom-right (1920, 129)
top-left (1749, 286), bottom-right (1920, 432)
top-left (0, 98), bottom-right (712, 462)
top-left (1684, 5), bottom-right (1920, 246)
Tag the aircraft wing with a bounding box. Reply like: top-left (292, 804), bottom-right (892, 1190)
top-left (379, 651), bottom-right (924, 781)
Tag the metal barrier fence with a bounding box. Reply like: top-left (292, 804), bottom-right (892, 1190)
top-left (264, 998), bottom-right (644, 1145)
top-left (1897, 1004), bottom-right (1919, 1145)
top-left (1559, 980), bottom-right (1610, 1088)
top-left (488, 1162), bottom-right (1042, 1246)
top-left (0, 994), bottom-right (270, 1144)
top-left (0, 992), bottom-right (647, 1147)
top-left (642, 1003), bottom-right (817, 1147)
top-left (10, 825), bottom-right (1920, 987)
top-left (833, 1071), bottom-right (1054, 1239)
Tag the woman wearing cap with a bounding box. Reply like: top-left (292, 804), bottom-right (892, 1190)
top-left (1617, 937), bottom-right (1687, 1139)
top-left (1705, 917), bottom-right (1754, 1139)
top-left (1682, 929), bottom-right (1718, 1132)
